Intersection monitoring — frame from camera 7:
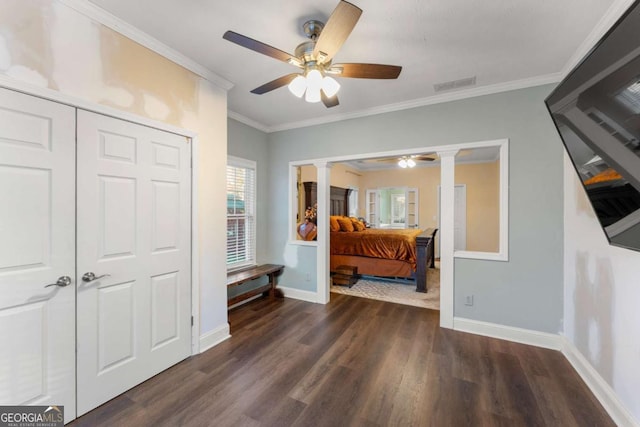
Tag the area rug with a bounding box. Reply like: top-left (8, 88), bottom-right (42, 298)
top-left (331, 264), bottom-right (440, 310)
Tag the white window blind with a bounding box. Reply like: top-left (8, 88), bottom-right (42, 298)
top-left (226, 157), bottom-right (256, 269)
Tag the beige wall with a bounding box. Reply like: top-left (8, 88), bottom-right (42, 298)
top-left (356, 161), bottom-right (499, 253)
top-left (0, 0), bottom-right (229, 335)
top-left (330, 163), bottom-right (362, 190)
top-left (300, 163), bottom-right (362, 190)
top-left (300, 164), bottom-right (317, 183)
top-left (357, 165), bottom-right (440, 228)
top-left (456, 161), bottom-right (500, 252)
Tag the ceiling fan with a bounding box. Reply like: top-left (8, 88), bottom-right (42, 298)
top-left (375, 154), bottom-right (438, 168)
top-left (222, 0), bottom-right (402, 108)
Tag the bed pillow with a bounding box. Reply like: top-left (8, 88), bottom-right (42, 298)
top-left (350, 217), bottom-right (365, 231)
top-left (337, 216), bottom-right (354, 232)
top-left (329, 216), bottom-right (341, 232)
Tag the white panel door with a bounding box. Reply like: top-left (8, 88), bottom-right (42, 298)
top-left (0, 88), bottom-right (76, 422)
top-left (76, 110), bottom-right (191, 415)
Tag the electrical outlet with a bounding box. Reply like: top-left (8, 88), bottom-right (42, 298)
top-left (465, 295), bottom-right (474, 306)
top-left (305, 272), bottom-right (311, 281)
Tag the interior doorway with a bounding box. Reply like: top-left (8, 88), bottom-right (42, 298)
top-left (321, 157), bottom-right (442, 311)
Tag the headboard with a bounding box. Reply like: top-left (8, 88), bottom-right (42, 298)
top-left (330, 186), bottom-right (351, 216)
top-left (303, 181), bottom-right (351, 216)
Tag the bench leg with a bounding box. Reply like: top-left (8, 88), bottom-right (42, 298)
top-left (268, 273), bottom-right (276, 298)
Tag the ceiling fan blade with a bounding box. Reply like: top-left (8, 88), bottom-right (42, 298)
top-left (321, 92), bottom-right (339, 108)
top-left (223, 31), bottom-right (300, 65)
top-left (312, 1), bottom-right (362, 62)
top-left (250, 74), bottom-right (300, 95)
top-left (415, 155), bottom-right (436, 161)
top-left (329, 63), bottom-right (402, 79)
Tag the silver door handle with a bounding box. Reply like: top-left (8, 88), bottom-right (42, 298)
top-left (45, 276), bottom-right (72, 288)
top-left (82, 272), bottom-right (110, 283)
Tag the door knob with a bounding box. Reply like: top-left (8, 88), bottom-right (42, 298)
top-left (45, 276), bottom-right (72, 288)
top-left (82, 272), bottom-right (110, 283)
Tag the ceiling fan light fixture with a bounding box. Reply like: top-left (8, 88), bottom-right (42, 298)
top-left (223, 1), bottom-right (402, 109)
top-left (288, 75), bottom-right (307, 98)
top-left (306, 69), bottom-right (323, 92)
top-left (322, 76), bottom-right (340, 97)
top-left (407, 158), bottom-right (416, 168)
top-left (398, 159), bottom-right (408, 168)
top-left (305, 87), bottom-right (322, 103)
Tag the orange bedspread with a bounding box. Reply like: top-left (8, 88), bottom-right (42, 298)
top-left (330, 228), bottom-right (422, 269)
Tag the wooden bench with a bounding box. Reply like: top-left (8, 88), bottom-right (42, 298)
top-left (226, 264), bottom-right (284, 307)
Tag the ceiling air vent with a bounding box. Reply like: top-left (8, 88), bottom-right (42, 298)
top-left (433, 76), bottom-right (476, 92)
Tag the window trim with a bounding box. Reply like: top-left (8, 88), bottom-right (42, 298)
top-left (227, 155), bottom-right (257, 271)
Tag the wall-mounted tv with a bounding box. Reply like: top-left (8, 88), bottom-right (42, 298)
top-left (546, 0), bottom-right (640, 252)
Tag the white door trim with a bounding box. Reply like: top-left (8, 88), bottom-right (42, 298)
top-left (0, 79), bottom-right (202, 355)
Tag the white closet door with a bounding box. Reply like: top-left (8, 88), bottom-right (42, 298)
top-left (76, 110), bottom-right (191, 415)
top-left (0, 88), bottom-right (76, 422)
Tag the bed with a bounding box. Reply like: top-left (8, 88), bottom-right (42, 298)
top-left (301, 183), bottom-right (436, 291)
top-left (330, 225), bottom-right (436, 292)
top-left (331, 227), bottom-right (420, 274)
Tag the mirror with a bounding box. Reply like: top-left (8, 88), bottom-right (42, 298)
top-left (452, 146), bottom-right (501, 253)
top-left (295, 165), bottom-right (318, 241)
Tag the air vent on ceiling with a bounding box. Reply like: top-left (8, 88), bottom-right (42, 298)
top-left (433, 76), bottom-right (476, 92)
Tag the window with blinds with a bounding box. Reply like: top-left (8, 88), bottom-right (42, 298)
top-left (227, 157), bottom-right (256, 269)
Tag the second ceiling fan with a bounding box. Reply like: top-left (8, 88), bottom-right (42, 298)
top-left (223, 0), bottom-right (402, 108)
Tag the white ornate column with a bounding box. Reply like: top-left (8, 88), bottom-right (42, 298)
top-left (315, 161), bottom-right (332, 304)
top-left (437, 149), bottom-right (459, 329)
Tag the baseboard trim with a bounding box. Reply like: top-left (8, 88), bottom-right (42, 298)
top-left (199, 323), bottom-right (231, 353)
top-left (453, 317), bottom-right (562, 350)
top-left (278, 286), bottom-right (318, 303)
top-left (561, 336), bottom-right (639, 427)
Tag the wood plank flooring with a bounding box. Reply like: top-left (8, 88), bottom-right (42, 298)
top-left (71, 294), bottom-right (614, 426)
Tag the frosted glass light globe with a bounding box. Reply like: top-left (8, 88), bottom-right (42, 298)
top-left (288, 75), bottom-right (307, 98)
top-left (322, 76), bottom-right (340, 98)
top-left (306, 69), bottom-right (323, 92)
top-left (305, 87), bottom-right (321, 103)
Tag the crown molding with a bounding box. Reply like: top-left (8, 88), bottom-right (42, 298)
top-left (265, 73), bottom-right (562, 133)
top-left (228, 110), bottom-right (270, 133)
top-left (56, 0), bottom-right (234, 91)
top-left (560, 0), bottom-right (636, 78)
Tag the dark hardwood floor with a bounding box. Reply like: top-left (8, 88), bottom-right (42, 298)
top-left (71, 294), bottom-right (614, 426)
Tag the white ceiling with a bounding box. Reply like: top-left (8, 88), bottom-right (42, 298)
top-left (87, 0), bottom-right (616, 131)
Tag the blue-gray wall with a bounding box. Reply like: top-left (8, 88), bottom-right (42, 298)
top-left (229, 84), bottom-right (565, 333)
top-left (228, 118), bottom-right (270, 264)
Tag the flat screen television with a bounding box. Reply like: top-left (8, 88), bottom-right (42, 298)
top-left (546, 0), bottom-right (640, 252)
